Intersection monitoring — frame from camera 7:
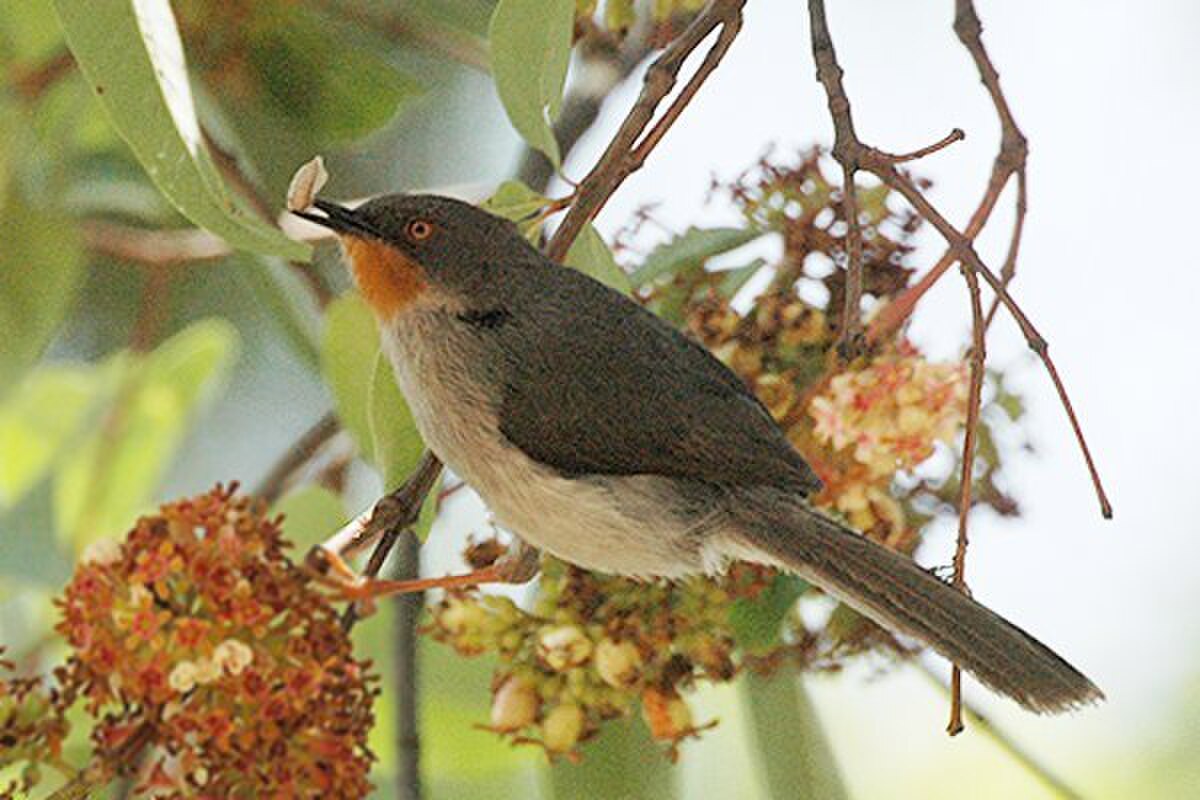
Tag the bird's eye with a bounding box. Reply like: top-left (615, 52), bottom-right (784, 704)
top-left (406, 219), bottom-right (434, 241)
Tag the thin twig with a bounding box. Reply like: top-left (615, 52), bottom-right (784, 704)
top-left (915, 662), bottom-right (1084, 799)
top-left (804, 0), bottom-right (1112, 736)
top-left (866, 1), bottom-right (1028, 345)
top-left (878, 128), bottom-right (966, 164)
top-left (948, 260), bottom-right (987, 735)
top-left (392, 534), bottom-right (423, 800)
top-left (545, 0), bottom-right (747, 262)
top-left (254, 412), bottom-right (342, 504)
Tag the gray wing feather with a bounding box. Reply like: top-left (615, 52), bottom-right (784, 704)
top-left (495, 264), bottom-right (822, 494)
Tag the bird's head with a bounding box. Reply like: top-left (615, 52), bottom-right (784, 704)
top-left (295, 194), bottom-right (534, 320)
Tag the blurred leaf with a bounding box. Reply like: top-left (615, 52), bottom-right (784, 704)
top-left (565, 223), bottom-right (631, 294)
top-left (631, 227), bottom-right (763, 287)
top-left (248, 7), bottom-right (421, 144)
top-left (54, 319), bottom-right (239, 548)
top-left (320, 295), bottom-right (425, 492)
top-left (741, 667), bottom-right (846, 800)
top-left (729, 574), bottom-right (807, 654)
top-left (0, 191), bottom-right (85, 396)
top-left (0, 366), bottom-right (99, 509)
top-left (546, 716), bottom-right (676, 799)
top-left (235, 257), bottom-right (322, 373)
top-left (51, 0), bottom-right (308, 259)
top-left (272, 485), bottom-right (346, 553)
top-left (488, 0), bottom-right (574, 166)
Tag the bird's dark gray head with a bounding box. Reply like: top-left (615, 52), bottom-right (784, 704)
top-left (294, 193), bottom-right (539, 318)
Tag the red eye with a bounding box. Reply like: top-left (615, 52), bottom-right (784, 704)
top-left (406, 219), bottom-right (434, 241)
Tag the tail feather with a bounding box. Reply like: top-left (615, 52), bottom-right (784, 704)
top-left (730, 491), bottom-right (1103, 713)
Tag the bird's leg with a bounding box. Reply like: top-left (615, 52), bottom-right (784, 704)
top-left (335, 538), bottom-right (541, 602)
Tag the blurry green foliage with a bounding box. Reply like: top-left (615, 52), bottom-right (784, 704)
top-left (53, 319), bottom-right (238, 549)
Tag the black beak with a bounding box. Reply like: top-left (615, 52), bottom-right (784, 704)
top-left (292, 199), bottom-right (383, 238)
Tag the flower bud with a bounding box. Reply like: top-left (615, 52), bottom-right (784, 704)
top-left (541, 703), bottom-right (584, 753)
top-left (641, 688), bottom-right (692, 741)
top-left (537, 626), bottom-right (593, 672)
top-left (594, 638), bottom-right (641, 688)
top-left (490, 676), bottom-right (539, 732)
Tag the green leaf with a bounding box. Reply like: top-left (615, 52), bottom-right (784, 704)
top-left (272, 485), bottom-right (346, 554)
top-left (0, 366), bottom-right (99, 509)
top-left (741, 667), bottom-right (847, 800)
top-left (728, 574), bottom-right (807, 654)
top-left (51, 0), bottom-right (308, 260)
top-left (565, 223), bottom-right (631, 294)
top-left (54, 320), bottom-right (239, 548)
top-left (631, 227), bottom-right (764, 287)
top-left (488, 0), bottom-right (574, 166)
top-left (0, 192), bottom-right (85, 395)
top-left (321, 295), bottom-right (425, 489)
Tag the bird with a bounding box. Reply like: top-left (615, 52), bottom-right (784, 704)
top-left (294, 192), bottom-right (1103, 714)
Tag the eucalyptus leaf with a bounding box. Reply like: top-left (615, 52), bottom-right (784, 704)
top-left (482, 179), bottom-right (549, 241)
top-left (565, 223), bottom-right (631, 295)
top-left (51, 0), bottom-right (308, 260)
top-left (631, 227), bottom-right (763, 287)
top-left (53, 320), bottom-right (239, 548)
top-left (320, 294), bottom-right (425, 490)
top-left (488, 0), bottom-right (574, 165)
top-left (0, 191), bottom-right (85, 396)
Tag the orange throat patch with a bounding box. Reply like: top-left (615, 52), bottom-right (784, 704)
top-left (341, 236), bottom-right (428, 319)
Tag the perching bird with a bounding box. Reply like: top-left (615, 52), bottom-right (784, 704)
top-left (295, 193), bottom-right (1102, 714)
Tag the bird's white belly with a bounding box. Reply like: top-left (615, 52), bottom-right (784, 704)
top-left (382, 315), bottom-right (707, 578)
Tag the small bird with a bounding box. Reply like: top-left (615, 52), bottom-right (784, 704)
top-left (295, 193), bottom-right (1102, 714)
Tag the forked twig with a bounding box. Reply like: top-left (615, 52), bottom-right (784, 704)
top-left (805, 0), bottom-right (1112, 735)
top-left (546, 0), bottom-right (747, 261)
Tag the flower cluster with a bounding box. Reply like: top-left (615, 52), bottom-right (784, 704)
top-left (427, 553), bottom-right (778, 758)
top-left (1, 486), bottom-right (378, 798)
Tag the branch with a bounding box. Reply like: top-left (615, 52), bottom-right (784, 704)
top-left (804, 0), bottom-right (1112, 736)
top-left (545, 0), bottom-right (747, 262)
top-left (866, 0), bottom-right (1028, 344)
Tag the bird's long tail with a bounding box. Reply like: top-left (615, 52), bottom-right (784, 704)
top-left (727, 489), bottom-right (1103, 713)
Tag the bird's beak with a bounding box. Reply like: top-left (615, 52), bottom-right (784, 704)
top-left (292, 199), bottom-right (383, 239)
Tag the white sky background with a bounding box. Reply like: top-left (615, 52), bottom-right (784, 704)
top-left (416, 1), bottom-right (1200, 796)
top-left (567, 0), bottom-right (1197, 794)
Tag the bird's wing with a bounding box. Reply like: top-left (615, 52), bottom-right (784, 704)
top-left (495, 265), bottom-right (822, 494)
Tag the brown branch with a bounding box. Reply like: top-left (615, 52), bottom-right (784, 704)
top-left (254, 412), bottom-right (342, 504)
top-left (805, 0), bottom-right (1112, 735)
top-left (948, 260), bottom-right (987, 736)
top-left (545, 0), bottom-right (747, 262)
top-left (866, 1), bottom-right (1027, 344)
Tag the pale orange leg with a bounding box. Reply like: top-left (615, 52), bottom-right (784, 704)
top-left (340, 564), bottom-right (508, 602)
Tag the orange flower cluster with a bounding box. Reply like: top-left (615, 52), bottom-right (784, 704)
top-left (35, 486), bottom-right (377, 798)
